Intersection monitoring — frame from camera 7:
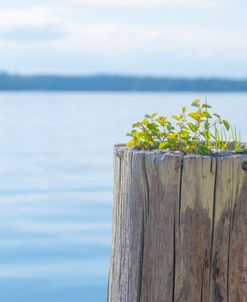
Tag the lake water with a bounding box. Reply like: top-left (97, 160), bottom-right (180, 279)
top-left (0, 92), bottom-right (246, 302)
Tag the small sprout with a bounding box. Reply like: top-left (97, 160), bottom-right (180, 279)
top-left (126, 99), bottom-right (244, 154)
top-left (191, 99), bottom-right (200, 107)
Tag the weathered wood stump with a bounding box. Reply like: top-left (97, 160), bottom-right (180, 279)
top-left (108, 145), bottom-right (247, 302)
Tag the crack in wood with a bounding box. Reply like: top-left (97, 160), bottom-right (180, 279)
top-left (209, 157), bottom-right (218, 300)
top-left (178, 156), bottom-right (184, 234)
top-left (172, 214), bottom-right (176, 302)
top-left (138, 154), bottom-right (149, 302)
top-left (200, 264), bottom-right (205, 302)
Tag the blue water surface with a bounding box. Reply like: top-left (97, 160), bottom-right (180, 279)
top-left (0, 92), bottom-right (246, 302)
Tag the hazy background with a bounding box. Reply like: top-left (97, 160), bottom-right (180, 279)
top-left (0, 1), bottom-right (247, 302)
top-left (1, 0), bottom-right (247, 77)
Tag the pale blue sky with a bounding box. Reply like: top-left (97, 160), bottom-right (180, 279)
top-left (1, 0), bottom-right (247, 77)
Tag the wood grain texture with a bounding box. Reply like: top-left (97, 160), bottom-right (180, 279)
top-left (140, 151), bottom-right (182, 302)
top-left (228, 156), bottom-right (247, 301)
top-left (108, 146), bottom-right (247, 302)
top-left (175, 155), bottom-right (217, 302)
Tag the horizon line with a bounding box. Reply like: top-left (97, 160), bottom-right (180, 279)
top-left (1, 72), bottom-right (247, 81)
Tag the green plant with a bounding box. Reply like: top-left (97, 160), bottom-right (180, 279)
top-left (126, 99), bottom-right (246, 154)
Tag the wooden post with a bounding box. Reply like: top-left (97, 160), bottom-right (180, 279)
top-left (108, 145), bottom-right (247, 302)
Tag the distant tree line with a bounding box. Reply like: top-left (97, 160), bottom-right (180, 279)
top-left (0, 72), bottom-right (247, 91)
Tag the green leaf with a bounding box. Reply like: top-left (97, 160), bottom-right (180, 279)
top-left (191, 99), bottom-right (200, 107)
top-left (193, 136), bottom-right (200, 141)
top-left (198, 145), bottom-right (211, 154)
top-left (188, 112), bottom-right (199, 121)
top-left (223, 119), bottom-right (230, 131)
top-left (202, 112), bottom-right (212, 118)
top-left (202, 130), bottom-right (211, 140)
top-left (182, 106), bottom-right (186, 114)
top-left (132, 122), bottom-right (141, 128)
top-left (159, 142), bottom-right (168, 149)
top-left (188, 123), bottom-right (196, 132)
top-left (126, 140), bottom-right (136, 147)
top-left (131, 129), bottom-right (138, 135)
top-left (147, 123), bottom-right (157, 131)
top-left (202, 104), bottom-right (212, 109)
top-left (172, 115), bottom-right (180, 121)
top-left (204, 120), bottom-right (210, 130)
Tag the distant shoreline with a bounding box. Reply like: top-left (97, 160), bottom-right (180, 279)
top-left (1, 73), bottom-right (247, 92)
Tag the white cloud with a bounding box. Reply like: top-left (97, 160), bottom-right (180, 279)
top-left (137, 26), bottom-right (245, 59)
top-left (0, 0), bottom-right (222, 36)
top-left (0, 6), bottom-right (61, 32)
top-left (2, 21), bottom-right (247, 61)
top-left (43, 24), bottom-right (247, 60)
top-left (0, 0), bottom-right (246, 75)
